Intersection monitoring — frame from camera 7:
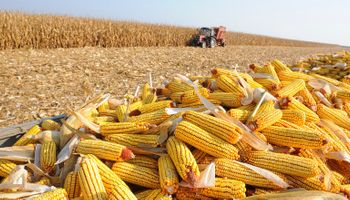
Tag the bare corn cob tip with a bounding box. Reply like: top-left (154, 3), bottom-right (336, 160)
top-left (122, 148), bottom-right (135, 160)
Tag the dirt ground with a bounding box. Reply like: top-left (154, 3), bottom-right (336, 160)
top-left (0, 45), bottom-right (348, 127)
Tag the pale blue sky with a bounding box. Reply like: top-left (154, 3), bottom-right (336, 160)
top-left (1, 0), bottom-right (349, 46)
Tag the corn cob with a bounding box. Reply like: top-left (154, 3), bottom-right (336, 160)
top-left (277, 70), bottom-right (312, 82)
top-left (216, 74), bottom-right (245, 95)
top-left (215, 158), bottom-right (285, 189)
top-left (183, 110), bottom-right (242, 144)
top-left (142, 82), bottom-right (152, 100)
top-left (254, 78), bottom-right (281, 90)
top-left (281, 109), bottom-right (306, 126)
top-left (237, 103), bottom-right (256, 111)
top-left (320, 123), bottom-right (350, 154)
top-left (228, 109), bottom-right (251, 121)
top-left (239, 73), bottom-right (264, 88)
top-left (135, 190), bottom-right (153, 200)
top-left (311, 74), bottom-right (342, 86)
top-left (175, 187), bottom-right (212, 200)
top-left (177, 99), bottom-right (221, 108)
top-left (143, 94), bottom-right (157, 104)
top-left (64, 171), bottom-right (81, 199)
top-left (261, 126), bottom-right (326, 149)
top-left (144, 189), bottom-right (171, 200)
top-left (252, 64), bottom-right (280, 82)
top-left (111, 162), bottom-right (160, 189)
top-left (247, 151), bottom-right (320, 177)
top-left (0, 159), bottom-right (16, 177)
top-left (286, 175), bottom-right (326, 191)
top-left (344, 103), bottom-right (350, 116)
top-left (31, 188), bottom-right (68, 200)
top-left (280, 97), bottom-right (320, 122)
top-left (276, 79), bottom-right (305, 98)
top-left (14, 125), bottom-right (41, 146)
top-left (170, 88), bottom-right (209, 104)
top-left (332, 170), bottom-right (349, 184)
top-left (317, 104), bottom-right (350, 130)
top-left (36, 176), bottom-right (51, 185)
top-left (247, 108), bottom-right (283, 131)
top-left (175, 121), bottom-right (239, 160)
top-left (93, 116), bottom-right (115, 125)
top-left (211, 67), bottom-right (237, 78)
top-left (253, 188), bottom-right (277, 195)
top-left (158, 155), bottom-right (179, 194)
top-left (340, 184), bottom-right (350, 198)
top-left (297, 88), bottom-right (317, 109)
top-left (208, 92), bottom-right (243, 108)
top-left (271, 59), bottom-right (292, 73)
top-left (129, 101), bottom-right (143, 111)
top-left (85, 154), bottom-right (136, 200)
top-left (105, 134), bottom-right (159, 147)
top-left (41, 119), bottom-right (61, 130)
top-left (166, 80), bottom-right (193, 92)
top-left (127, 155), bottom-right (158, 169)
top-left (128, 109), bottom-right (170, 125)
top-left (192, 149), bottom-right (208, 163)
top-left (78, 157), bottom-right (107, 200)
top-left (166, 136), bottom-right (200, 185)
top-left (76, 139), bottom-right (134, 161)
top-left (115, 105), bottom-right (127, 122)
top-left (100, 122), bottom-right (151, 136)
top-left (136, 100), bottom-right (175, 114)
top-left (198, 178), bottom-right (246, 199)
top-left (40, 141), bottom-right (57, 173)
top-left (273, 119), bottom-right (302, 129)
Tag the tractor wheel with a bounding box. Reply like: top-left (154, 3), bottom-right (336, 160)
top-left (201, 42), bottom-right (206, 48)
top-left (210, 37), bottom-right (216, 48)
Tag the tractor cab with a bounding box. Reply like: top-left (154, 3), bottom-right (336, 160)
top-left (193, 26), bottom-right (226, 48)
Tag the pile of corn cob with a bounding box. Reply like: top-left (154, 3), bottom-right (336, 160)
top-left (290, 51), bottom-right (350, 81)
top-left (3, 58), bottom-right (350, 199)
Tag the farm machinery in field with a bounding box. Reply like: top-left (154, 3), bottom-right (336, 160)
top-left (192, 26), bottom-right (226, 48)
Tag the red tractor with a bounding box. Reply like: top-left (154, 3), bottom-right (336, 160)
top-left (192, 26), bottom-right (226, 48)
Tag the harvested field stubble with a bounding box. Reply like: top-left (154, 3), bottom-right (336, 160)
top-left (0, 12), bottom-right (337, 49)
top-left (0, 45), bottom-right (347, 127)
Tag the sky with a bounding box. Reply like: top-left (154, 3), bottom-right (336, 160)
top-left (1, 0), bottom-right (349, 46)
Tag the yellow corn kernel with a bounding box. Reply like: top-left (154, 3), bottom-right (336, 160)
top-left (158, 155), bottom-right (179, 194)
top-left (209, 92), bottom-right (243, 108)
top-left (281, 109), bottom-right (306, 126)
top-left (216, 74), bottom-right (245, 95)
top-left (135, 190), bottom-right (153, 200)
top-left (215, 158), bottom-right (285, 189)
top-left (228, 109), bottom-right (251, 122)
top-left (142, 82), bottom-right (152, 100)
top-left (166, 136), bottom-right (200, 185)
top-left (40, 141), bottom-right (57, 173)
top-left (276, 79), bottom-right (305, 98)
top-left (85, 154), bottom-right (136, 200)
top-left (112, 162), bottom-right (160, 189)
top-left (198, 178), bottom-right (246, 199)
top-left (128, 109), bottom-right (170, 125)
top-left (100, 122), bottom-right (151, 136)
top-left (297, 88), bottom-right (317, 109)
top-left (247, 108), bottom-right (283, 131)
top-left (78, 157), bottom-right (107, 200)
top-left (177, 99), bottom-right (221, 108)
top-left (76, 139), bottom-right (134, 161)
top-left (192, 149), bottom-right (207, 163)
top-left (14, 125), bottom-right (41, 146)
top-left (271, 59), bottom-right (292, 73)
top-left (273, 119), bottom-right (303, 129)
top-left (247, 151), bottom-right (320, 177)
top-left (93, 116), bottom-right (116, 125)
top-left (105, 134), bottom-right (159, 147)
top-left (254, 78), bottom-right (281, 90)
top-left (170, 88), bottom-right (209, 104)
top-left (317, 104), bottom-right (350, 130)
top-left (137, 100), bottom-right (175, 114)
top-left (144, 189), bottom-right (171, 200)
top-left (64, 171), bottom-right (81, 199)
top-left (41, 119), bottom-right (61, 130)
top-left (143, 94), bottom-right (157, 104)
top-left (127, 156), bottom-right (158, 169)
top-left (115, 105), bottom-right (127, 122)
top-left (0, 159), bottom-right (16, 177)
top-left (166, 80), bottom-right (193, 93)
top-left (261, 126), bottom-right (326, 149)
top-left (36, 176), bottom-right (51, 185)
top-left (175, 187), bottom-right (212, 200)
top-left (286, 175), bottom-right (326, 191)
top-left (183, 110), bottom-right (242, 144)
top-left (280, 97), bottom-right (320, 122)
top-left (277, 70), bottom-right (312, 82)
top-left (253, 64), bottom-right (280, 82)
top-left (175, 121), bottom-right (239, 160)
top-left (31, 188), bottom-right (68, 200)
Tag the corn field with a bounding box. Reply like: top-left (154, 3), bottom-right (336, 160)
top-left (0, 12), bottom-right (335, 49)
